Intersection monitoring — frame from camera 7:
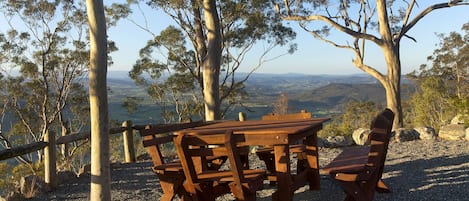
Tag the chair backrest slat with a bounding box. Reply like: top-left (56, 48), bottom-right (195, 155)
top-left (138, 122), bottom-right (214, 167)
top-left (366, 109), bottom-right (394, 169)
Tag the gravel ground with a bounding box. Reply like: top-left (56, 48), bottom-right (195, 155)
top-left (31, 139), bottom-right (469, 201)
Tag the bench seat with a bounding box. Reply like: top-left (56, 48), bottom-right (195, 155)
top-left (321, 108), bottom-right (394, 201)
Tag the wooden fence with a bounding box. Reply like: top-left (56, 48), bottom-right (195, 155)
top-left (0, 120), bottom-right (145, 189)
top-left (0, 112), bottom-right (249, 189)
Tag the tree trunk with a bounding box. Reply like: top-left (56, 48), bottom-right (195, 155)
top-left (86, 0), bottom-right (111, 200)
top-left (202, 0), bottom-right (221, 121)
top-left (382, 45), bottom-right (403, 130)
top-left (376, 0), bottom-right (402, 130)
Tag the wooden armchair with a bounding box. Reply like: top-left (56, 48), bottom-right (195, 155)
top-left (256, 110), bottom-right (312, 179)
top-left (137, 121), bottom-right (224, 201)
top-left (175, 130), bottom-right (265, 201)
top-left (322, 108), bottom-right (394, 201)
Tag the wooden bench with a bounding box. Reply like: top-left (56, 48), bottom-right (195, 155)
top-left (322, 108), bottom-right (394, 201)
top-left (256, 110), bottom-right (313, 180)
top-left (175, 130), bottom-right (265, 201)
top-left (137, 121), bottom-right (223, 201)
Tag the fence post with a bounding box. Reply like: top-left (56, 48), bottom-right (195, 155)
top-left (238, 112), bottom-right (246, 121)
top-left (122, 120), bottom-right (135, 163)
top-left (61, 124), bottom-right (70, 159)
top-left (44, 130), bottom-right (57, 189)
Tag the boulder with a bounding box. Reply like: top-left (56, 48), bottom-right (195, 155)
top-left (19, 175), bottom-right (48, 198)
top-left (324, 136), bottom-right (353, 148)
top-left (439, 124), bottom-right (466, 140)
top-left (352, 128), bottom-right (371, 145)
top-left (451, 114), bottom-right (466, 125)
top-left (392, 128), bottom-right (419, 142)
top-left (414, 127), bottom-right (437, 140)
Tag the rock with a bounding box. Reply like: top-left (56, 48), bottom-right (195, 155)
top-left (439, 124), bottom-right (466, 140)
top-left (451, 114), bottom-right (466, 125)
top-left (57, 170), bottom-right (78, 185)
top-left (393, 128), bottom-right (419, 142)
top-left (352, 128), bottom-right (371, 145)
top-left (414, 127), bottom-right (437, 140)
top-left (324, 136), bottom-right (353, 148)
top-left (20, 175), bottom-right (48, 198)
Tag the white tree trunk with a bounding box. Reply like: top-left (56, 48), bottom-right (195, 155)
top-left (86, 0), bottom-right (111, 200)
top-left (202, 0), bottom-right (221, 121)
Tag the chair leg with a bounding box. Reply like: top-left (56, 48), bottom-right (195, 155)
top-left (229, 182), bottom-right (245, 201)
top-left (376, 179), bottom-right (391, 193)
top-left (229, 183), bottom-right (257, 201)
top-left (158, 174), bottom-right (185, 201)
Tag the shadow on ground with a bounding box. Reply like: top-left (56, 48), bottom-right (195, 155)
top-left (31, 152), bottom-right (469, 200)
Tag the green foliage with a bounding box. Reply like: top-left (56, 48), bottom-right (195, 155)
top-left (0, 162), bottom-right (13, 195)
top-left (319, 101), bottom-right (380, 137)
top-left (122, 96), bottom-right (143, 114)
top-left (0, 160), bottom-right (45, 196)
top-left (407, 22), bottom-right (469, 128)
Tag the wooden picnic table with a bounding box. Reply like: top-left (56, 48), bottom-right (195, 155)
top-left (174, 118), bottom-right (330, 201)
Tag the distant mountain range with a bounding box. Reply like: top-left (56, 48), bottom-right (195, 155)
top-left (106, 71), bottom-right (414, 115)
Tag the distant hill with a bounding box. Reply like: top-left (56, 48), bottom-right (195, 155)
top-left (304, 83), bottom-right (386, 109)
top-left (105, 71), bottom-right (414, 117)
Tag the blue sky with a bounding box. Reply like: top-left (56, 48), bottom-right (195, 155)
top-left (108, 0), bottom-right (469, 74)
top-left (108, 2), bottom-right (468, 75)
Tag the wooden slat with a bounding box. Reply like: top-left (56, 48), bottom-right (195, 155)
top-left (138, 121), bottom-right (213, 137)
top-left (262, 110), bottom-right (312, 121)
top-left (178, 119), bottom-right (329, 136)
top-left (142, 135), bottom-right (174, 147)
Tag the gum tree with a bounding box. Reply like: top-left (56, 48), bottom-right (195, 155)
top-left (127, 0), bottom-right (296, 121)
top-left (0, 0), bottom-right (91, 170)
top-left (274, 0), bottom-right (468, 129)
top-left (86, 0), bottom-right (111, 199)
top-left (407, 22), bottom-right (469, 128)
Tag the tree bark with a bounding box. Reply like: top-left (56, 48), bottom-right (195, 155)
top-left (86, 0), bottom-right (111, 200)
top-left (202, 0), bottom-right (222, 121)
top-left (376, 0), bottom-right (403, 129)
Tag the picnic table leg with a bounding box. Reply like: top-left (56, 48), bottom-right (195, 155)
top-left (272, 144), bottom-right (293, 201)
top-left (304, 131), bottom-right (320, 190)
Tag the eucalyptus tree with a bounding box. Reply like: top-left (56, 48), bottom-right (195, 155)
top-left (273, 0), bottom-right (468, 129)
top-left (0, 0), bottom-right (93, 168)
top-left (86, 0), bottom-right (111, 199)
top-left (407, 22), bottom-right (469, 128)
top-left (127, 0), bottom-right (296, 121)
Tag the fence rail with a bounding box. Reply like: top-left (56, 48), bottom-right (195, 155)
top-left (0, 120), bottom-right (142, 189)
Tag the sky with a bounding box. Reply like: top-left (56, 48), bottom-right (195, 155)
top-left (1, 2), bottom-right (463, 155)
top-left (107, 2), bottom-right (469, 75)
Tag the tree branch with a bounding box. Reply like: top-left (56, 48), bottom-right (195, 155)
top-left (282, 14), bottom-right (384, 46)
top-left (399, 1), bottom-right (469, 40)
